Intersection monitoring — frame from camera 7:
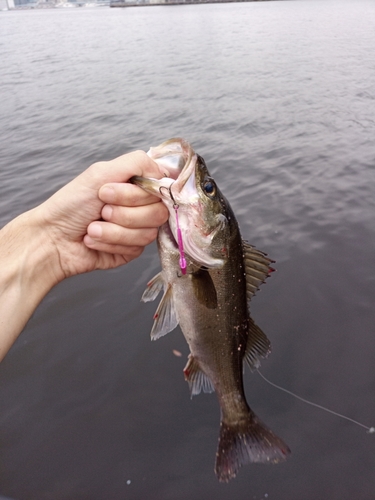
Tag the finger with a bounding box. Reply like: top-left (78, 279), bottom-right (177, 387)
top-left (88, 150), bottom-right (170, 186)
top-left (113, 150), bottom-right (171, 178)
top-left (86, 221), bottom-right (158, 248)
top-left (98, 182), bottom-right (162, 207)
top-left (101, 201), bottom-right (168, 229)
top-left (83, 236), bottom-right (145, 260)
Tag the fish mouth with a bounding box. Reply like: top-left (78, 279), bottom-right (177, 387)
top-left (130, 138), bottom-right (197, 205)
top-left (132, 138), bottom-right (225, 269)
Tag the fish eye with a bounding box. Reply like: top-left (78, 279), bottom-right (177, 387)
top-left (203, 179), bottom-right (216, 197)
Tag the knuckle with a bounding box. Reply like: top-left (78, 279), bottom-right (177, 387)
top-left (110, 224), bottom-right (126, 245)
top-left (112, 206), bottom-right (132, 227)
top-left (88, 161), bottom-right (108, 181)
top-left (156, 204), bottom-right (169, 225)
top-left (129, 150), bottom-right (148, 162)
top-left (143, 228), bottom-right (158, 246)
top-left (126, 186), bottom-right (143, 206)
top-left (127, 246), bottom-right (144, 260)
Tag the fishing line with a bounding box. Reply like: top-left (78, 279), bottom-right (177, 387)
top-left (257, 369), bottom-right (374, 434)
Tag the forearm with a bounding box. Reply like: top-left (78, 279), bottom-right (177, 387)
top-left (0, 208), bottom-right (60, 361)
top-left (0, 152), bottom-right (169, 362)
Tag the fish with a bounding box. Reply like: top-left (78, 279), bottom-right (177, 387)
top-left (130, 138), bottom-right (290, 482)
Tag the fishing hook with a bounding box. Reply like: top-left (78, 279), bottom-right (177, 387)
top-left (159, 183), bottom-right (179, 209)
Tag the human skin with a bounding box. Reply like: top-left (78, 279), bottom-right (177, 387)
top-left (0, 151), bottom-right (169, 361)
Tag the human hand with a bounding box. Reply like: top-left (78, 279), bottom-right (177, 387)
top-left (0, 150), bottom-right (169, 360)
top-left (38, 150), bottom-right (169, 281)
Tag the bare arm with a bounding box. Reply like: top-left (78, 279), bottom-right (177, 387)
top-left (0, 151), bottom-right (168, 361)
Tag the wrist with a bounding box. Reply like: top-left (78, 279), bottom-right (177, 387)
top-left (0, 208), bottom-right (62, 360)
top-left (3, 207), bottom-right (63, 291)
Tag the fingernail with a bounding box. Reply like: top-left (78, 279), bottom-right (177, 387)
top-left (87, 222), bottom-right (102, 239)
top-left (102, 205), bottom-right (113, 220)
top-left (100, 185), bottom-right (116, 203)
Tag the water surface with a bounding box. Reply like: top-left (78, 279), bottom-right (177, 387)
top-left (1, 1), bottom-right (375, 499)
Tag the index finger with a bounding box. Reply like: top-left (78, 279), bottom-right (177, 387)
top-left (91, 150), bottom-right (170, 186)
top-left (99, 182), bottom-right (162, 207)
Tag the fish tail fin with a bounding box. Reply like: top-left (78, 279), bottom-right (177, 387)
top-left (214, 412), bottom-right (290, 482)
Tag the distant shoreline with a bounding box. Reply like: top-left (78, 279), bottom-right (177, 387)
top-left (110, 0), bottom-right (274, 7)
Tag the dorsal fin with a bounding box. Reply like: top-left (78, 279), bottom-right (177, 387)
top-left (242, 241), bottom-right (275, 301)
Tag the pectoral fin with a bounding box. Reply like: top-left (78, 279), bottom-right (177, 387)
top-left (244, 318), bottom-right (271, 370)
top-left (183, 354), bottom-right (215, 397)
top-left (242, 241), bottom-right (275, 301)
top-left (150, 285), bottom-right (179, 340)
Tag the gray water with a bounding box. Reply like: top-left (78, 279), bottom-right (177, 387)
top-left (1, 1), bottom-right (375, 498)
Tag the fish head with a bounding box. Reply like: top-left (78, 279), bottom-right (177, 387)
top-left (131, 138), bottom-right (236, 268)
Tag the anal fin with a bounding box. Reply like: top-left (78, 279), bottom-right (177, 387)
top-left (244, 318), bottom-right (271, 370)
top-left (183, 354), bottom-right (214, 397)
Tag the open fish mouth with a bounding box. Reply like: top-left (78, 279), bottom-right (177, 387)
top-left (131, 138), bottom-right (198, 206)
top-left (147, 137), bottom-right (195, 186)
top-left (146, 138), bottom-right (188, 170)
top-left (131, 138), bottom-right (227, 269)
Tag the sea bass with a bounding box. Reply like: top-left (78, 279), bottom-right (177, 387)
top-left (131, 138), bottom-right (290, 482)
